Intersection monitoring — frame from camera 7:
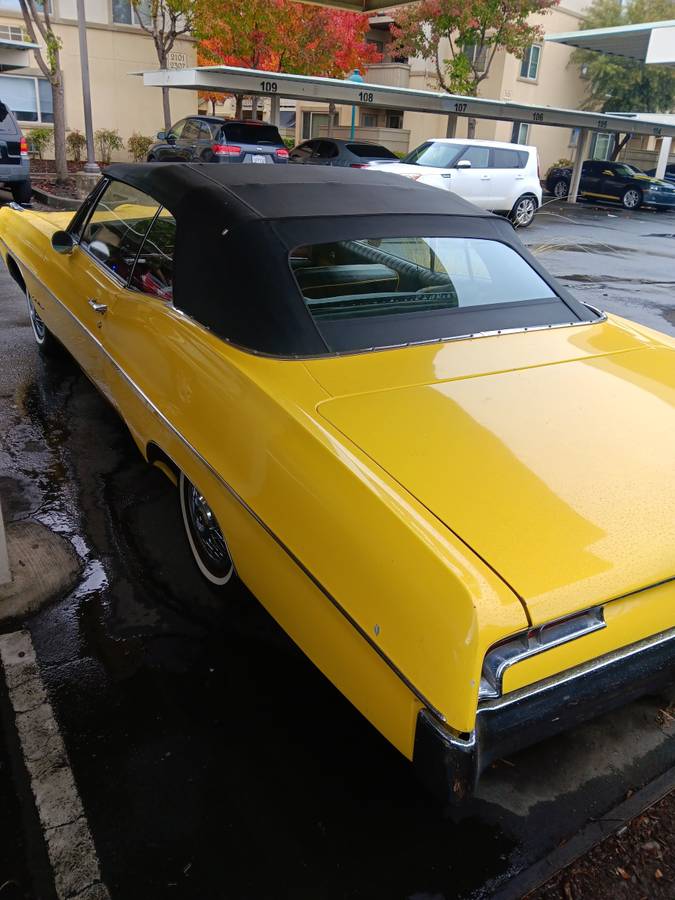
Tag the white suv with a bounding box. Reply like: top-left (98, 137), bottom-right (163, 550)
top-left (368, 138), bottom-right (542, 227)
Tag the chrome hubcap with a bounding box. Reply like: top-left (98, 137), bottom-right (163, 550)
top-left (26, 292), bottom-right (46, 342)
top-left (624, 190), bottom-right (639, 208)
top-left (515, 198), bottom-right (536, 225)
top-left (187, 485), bottom-right (229, 567)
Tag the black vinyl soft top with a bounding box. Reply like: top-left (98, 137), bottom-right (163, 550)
top-left (99, 163), bottom-right (597, 357)
top-left (104, 162), bottom-right (491, 222)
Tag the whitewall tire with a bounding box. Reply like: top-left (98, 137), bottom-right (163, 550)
top-left (179, 471), bottom-right (234, 586)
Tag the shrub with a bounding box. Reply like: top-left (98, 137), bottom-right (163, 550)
top-left (94, 128), bottom-right (124, 166)
top-left (28, 126), bottom-right (53, 159)
top-left (283, 136), bottom-right (295, 150)
top-left (545, 158), bottom-right (573, 179)
top-left (66, 129), bottom-right (87, 162)
top-left (127, 132), bottom-right (154, 163)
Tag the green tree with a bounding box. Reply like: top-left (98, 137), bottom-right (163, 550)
top-left (132, 0), bottom-right (198, 130)
top-left (18, 0), bottom-right (67, 183)
top-left (392, 0), bottom-right (559, 137)
top-left (572, 0), bottom-right (675, 157)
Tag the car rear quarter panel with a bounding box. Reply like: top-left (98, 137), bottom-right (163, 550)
top-left (96, 294), bottom-right (529, 748)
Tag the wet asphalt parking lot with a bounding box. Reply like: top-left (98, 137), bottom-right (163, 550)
top-left (0, 197), bottom-right (674, 900)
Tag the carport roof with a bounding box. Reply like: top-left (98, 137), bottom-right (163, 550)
top-left (140, 65), bottom-right (675, 138)
top-left (545, 20), bottom-right (675, 67)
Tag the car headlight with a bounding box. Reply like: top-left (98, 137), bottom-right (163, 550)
top-left (479, 606), bottom-right (606, 700)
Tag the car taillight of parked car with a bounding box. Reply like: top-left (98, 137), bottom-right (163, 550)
top-left (276, 148), bottom-right (289, 159)
top-left (20, 136), bottom-right (28, 157)
top-left (212, 144), bottom-right (241, 155)
top-left (349, 163), bottom-right (368, 168)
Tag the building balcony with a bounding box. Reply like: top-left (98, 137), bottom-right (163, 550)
top-left (364, 63), bottom-right (411, 89)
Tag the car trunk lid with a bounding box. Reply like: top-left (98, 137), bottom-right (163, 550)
top-left (313, 337), bottom-right (675, 624)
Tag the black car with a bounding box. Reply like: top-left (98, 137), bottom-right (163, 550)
top-left (0, 100), bottom-right (31, 203)
top-left (147, 117), bottom-right (289, 164)
top-left (645, 163), bottom-right (675, 185)
top-left (546, 159), bottom-right (675, 210)
top-left (289, 138), bottom-right (398, 167)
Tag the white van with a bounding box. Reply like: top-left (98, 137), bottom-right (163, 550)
top-left (368, 138), bottom-right (542, 227)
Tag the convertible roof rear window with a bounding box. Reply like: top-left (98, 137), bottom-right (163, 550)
top-left (291, 236), bottom-right (575, 353)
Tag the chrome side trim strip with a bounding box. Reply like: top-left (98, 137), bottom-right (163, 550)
top-left (1, 240), bottom-right (446, 722)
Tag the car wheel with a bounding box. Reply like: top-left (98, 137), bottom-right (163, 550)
top-left (179, 471), bottom-right (234, 586)
top-left (621, 188), bottom-right (642, 210)
top-left (552, 179), bottom-right (569, 199)
top-left (510, 194), bottom-right (538, 228)
top-left (11, 179), bottom-right (32, 204)
top-left (25, 287), bottom-right (60, 355)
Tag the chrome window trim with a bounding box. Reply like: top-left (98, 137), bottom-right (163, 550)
top-left (1, 239), bottom-right (446, 724)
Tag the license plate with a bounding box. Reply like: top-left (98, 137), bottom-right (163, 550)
top-left (251, 154), bottom-right (266, 164)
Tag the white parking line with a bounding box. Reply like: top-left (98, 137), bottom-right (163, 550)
top-left (0, 499), bottom-right (10, 587)
top-left (0, 630), bottom-right (111, 900)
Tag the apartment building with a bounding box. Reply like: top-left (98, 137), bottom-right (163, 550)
top-left (296, 3), bottom-right (591, 172)
top-left (0, 0), bottom-right (196, 158)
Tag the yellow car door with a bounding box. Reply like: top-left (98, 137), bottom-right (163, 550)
top-left (62, 180), bottom-right (163, 392)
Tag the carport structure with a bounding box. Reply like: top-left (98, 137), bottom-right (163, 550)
top-left (546, 21), bottom-right (675, 179)
top-left (142, 64), bottom-right (675, 203)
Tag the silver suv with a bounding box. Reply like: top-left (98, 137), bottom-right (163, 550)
top-left (0, 101), bottom-right (31, 204)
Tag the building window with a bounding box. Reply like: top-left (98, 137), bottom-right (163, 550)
top-left (0, 0), bottom-right (47, 10)
top-left (511, 122), bottom-right (529, 144)
top-left (0, 24), bottom-right (28, 41)
top-left (301, 110), bottom-right (336, 140)
top-left (0, 74), bottom-right (53, 123)
top-left (590, 132), bottom-right (614, 160)
top-left (386, 110), bottom-right (403, 129)
top-left (367, 38), bottom-right (384, 54)
top-left (112, 0), bottom-right (151, 26)
top-left (463, 44), bottom-right (487, 73)
top-left (520, 44), bottom-right (541, 80)
top-left (361, 112), bottom-right (378, 128)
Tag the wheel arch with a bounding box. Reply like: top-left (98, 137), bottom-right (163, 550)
top-left (6, 254), bottom-right (26, 294)
top-left (146, 441), bottom-right (179, 486)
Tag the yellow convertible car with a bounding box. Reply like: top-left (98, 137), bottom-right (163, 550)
top-left (1, 164), bottom-right (673, 803)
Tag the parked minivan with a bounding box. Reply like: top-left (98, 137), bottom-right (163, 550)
top-left (147, 116), bottom-right (289, 164)
top-left (0, 101), bottom-right (31, 203)
top-left (367, 138), bottom-right (542, 227)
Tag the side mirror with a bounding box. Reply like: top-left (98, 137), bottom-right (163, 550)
top-left (156, 130), bottom-right (166, 140)
top-left (456, 159), bottom-right (472, 169)
top-left (51, 230), bottom-right (74, 255)
top-left (166, 134), bottom-right (177, 145)
top-left (89, 240), bottom-right (110, 262)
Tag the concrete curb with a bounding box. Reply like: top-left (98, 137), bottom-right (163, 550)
top-left (30, 185), bottom-right (81, 211)
top-left (490, 763), bottom-right (675, 900)
top-left (0, 520), bottom-right (81, 622)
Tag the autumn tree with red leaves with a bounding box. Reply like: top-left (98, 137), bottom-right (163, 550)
top-left (392, 0), bottom-right (558, 135)
top-left (196, 0), bottom-right (381, 116)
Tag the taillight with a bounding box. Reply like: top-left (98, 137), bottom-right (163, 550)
top-left (275, 147), bottom-right (289, 158)
top-left (350, 163), bottom-right (368, 168)
top-left (212, 143), bottom-right (241, 155)
top-left (20, 136), bottom-right (28, 156)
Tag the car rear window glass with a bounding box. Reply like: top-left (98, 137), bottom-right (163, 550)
top-left (347, 143), bottom-right (398, 159)
top-left (492, 148), bottom-right (527, 169)
top-left (290, 237), bottom-right (559, 352)
top-left (221, 124), bottom-right (282, 145)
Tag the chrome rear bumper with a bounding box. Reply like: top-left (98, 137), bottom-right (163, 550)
top-left (413, 626), bottom-right (675, 804)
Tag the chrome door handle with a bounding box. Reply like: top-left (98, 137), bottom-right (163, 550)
top-left (88, 298), bottom-right (107, 314)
